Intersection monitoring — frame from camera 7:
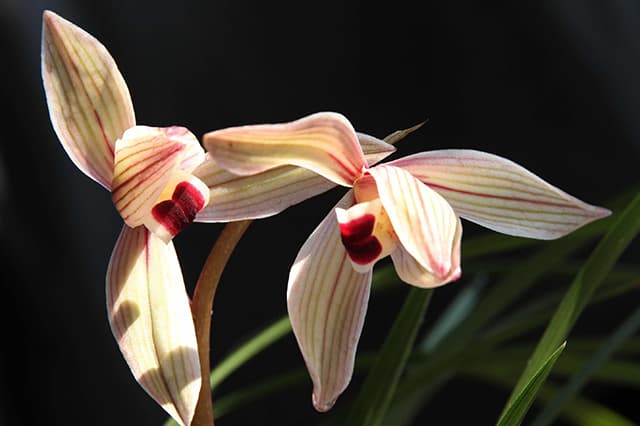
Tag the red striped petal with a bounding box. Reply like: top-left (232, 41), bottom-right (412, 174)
top-left (203, 112), bottom-right (366, 187)
top-left (41, 11), bottom-right (135, 190)
top-left (390, 150), bottom-right (611, 239)
top-left (106, 226), bottom-right (201, 425)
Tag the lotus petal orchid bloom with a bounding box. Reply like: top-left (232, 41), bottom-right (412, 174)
top-left (41, 12), bottom-right (397, 423)
top-left (42, 11), bottom-right (207, 425)
top-left (203, 113), bottom-right (611, 411)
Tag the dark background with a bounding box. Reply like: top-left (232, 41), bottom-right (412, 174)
top-left (2, 1), bottom-right (639, 425)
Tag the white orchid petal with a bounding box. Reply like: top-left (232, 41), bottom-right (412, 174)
top-left (106, 226), bottom-right (201, 426)
top-left (390, 150), bottom-right (611, 239)
top-left (203, 112), bottom-right (366, 186)
top-left (111, 126), bottom-right (205, 230)
top-left (391, 217), bottom-right (462, 287)
top-left (194, 157), bottom-right (335, 222)
top-left (287, 191), bottom-right (371, 412)
top-left (41, 11), bottom-right (135, 190)
top-left (369, 165), bottom-right (460, 282)
top-left (195, 132), bottom-right (394, 222)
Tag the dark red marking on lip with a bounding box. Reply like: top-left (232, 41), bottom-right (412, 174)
top-left (151, 182), bottom-right (205, 237)
top-left (338, 214), bottom-right (381, 265)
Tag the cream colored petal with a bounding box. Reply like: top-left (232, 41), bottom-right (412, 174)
top-left (111, 126), bottom-right (205, 230)
top-left (287, 191), bottom-right (372, 412)
top-left (194, 133), bottom-right (394, 222)
top-left (369, 165), bottom-right (460, 282)
top-left (203, 112), bottom-right (366, 186)
top-left (390, 150), bottom-right (611, 239)
top-left (106, 226), bottom-right (201, 426)
top-left (41, 11), bottom-right (135, 190)
top-left (391, 216), bottom-right (462, 287)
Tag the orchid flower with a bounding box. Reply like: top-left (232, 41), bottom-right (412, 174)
top-left (203, 112), bottom-right (611, 411)
top-left (41, 11), bottom-right (396, 424)
top-left (41, 11), bottom-right (209, 425)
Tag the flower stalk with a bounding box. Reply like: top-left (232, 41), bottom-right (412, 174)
top-left (190, 220), bottom-right (253, 426)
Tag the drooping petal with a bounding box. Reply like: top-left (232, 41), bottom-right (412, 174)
top-left (195, 134), bottom-right (394, 222)
top-left (111, 126), bottom-right (208, 233)
top-left (391, 216), bottom-right (462, 287)
top-left (335, 199), bottom-right (399, 273)
top-left (287, 191), bottom-right (372, 412)
top-left (203, 112), bottom-right (366, 186)
top-left (390, 150), bottom-right (611, 239)
top-left (368, 165), bottom-right (460, 282)
top-left (41, 11), bottom-right (135, 190)
top-left (106, 226), bottom-right (201, 426)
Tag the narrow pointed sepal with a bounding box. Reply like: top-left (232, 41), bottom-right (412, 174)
top-left (203, 112), bottom-right (366, 187)
top-left (287, 192), bottom-right (371, 412)
top-left (368, 165), bottom-right (460, 282)
top-left (106, 226), bottom-right (201, 426)
top-left (391, 150), bottom-right (611, 239)
top-left (111, 126), bottom-right (208, 238)
top-left (41, 11), bottom-right (135, 190)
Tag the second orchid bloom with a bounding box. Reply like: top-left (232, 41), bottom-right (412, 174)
top-left (204, 113), bottom-right (610, 411)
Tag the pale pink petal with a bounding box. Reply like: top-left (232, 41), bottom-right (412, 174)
top-left (203, 112), bottom-right (366, 186)
top-left (368, 165), bottom-right (460, 282)
top-left (106, 226), bottom-right (201, 426)
top-left (391, 217), bottom-right (462, 287)
top-left (287, 192), bottom-right (372, 412)
top-left (111, 126), bottom-right (206, 230)
top-left (390, 150), bottom-right (611, 239)
top-left (41, 11), bottom-right (135, 190)
top-left (194, 134), bottom-right (394, 222)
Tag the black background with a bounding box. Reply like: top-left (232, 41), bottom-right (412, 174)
top-left (2, 1), bottom-right (639, 425)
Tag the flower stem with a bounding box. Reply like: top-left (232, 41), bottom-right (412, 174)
top-left (190, 220), bottom-right (252, 426)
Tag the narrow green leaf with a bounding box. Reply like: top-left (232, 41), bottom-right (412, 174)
top-left (497, 342), bottom-right (566, 426)
top-left (464, 364), bottom-right (636, 426)
top-left (533, 304), bottom-right (640, 426)
top-left (210, 315), bottom-right (291, 391)
top-left (500, 193), bottom-right (640, 421)
top-left (344, 287), bottom-right (433, 426)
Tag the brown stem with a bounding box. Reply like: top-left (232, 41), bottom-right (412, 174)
top-left (190, 220), bottom-right (252, 426)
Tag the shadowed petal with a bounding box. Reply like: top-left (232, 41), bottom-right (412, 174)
top-left (391, 216), bottom-right (462, 287)
top-left (194, 135), bottom-right (394, 222)
top-left (111, 126), bottom-right (207, 231)
top-left (390, 150), bottom-right (611, 239)
top-left (106, 226), bottom-right (201, 426)
top-left (203, 112), bottom-right (366, 186)
top-left (369, 165), bottom-right (460, 282)
top-left (287, 192), bottom-right (372, 412)
top-left (41, 10), bottom-right (135, 190)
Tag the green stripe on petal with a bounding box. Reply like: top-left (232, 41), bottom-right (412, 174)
top-left (390, 150), bottom-right (611, 239)
top-left (41, 11), bottom-right (135, 190)
top-left (203, 112), bottom-right (366, 187)
top-left (369, 165), bottom-right (461, 283)
top-left (287, 191), bottom-right (372, 412)
top-left (106, 226), bottom-right (201, 426)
